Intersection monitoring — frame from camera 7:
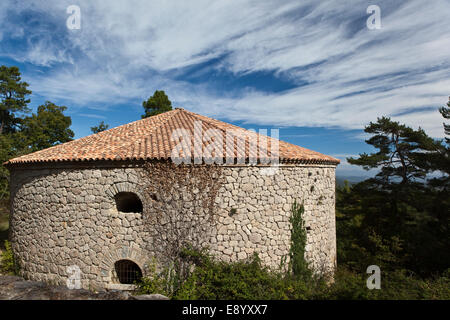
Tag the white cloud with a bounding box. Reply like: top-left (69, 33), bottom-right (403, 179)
top-left (0, 0), bottom-right (449, 138)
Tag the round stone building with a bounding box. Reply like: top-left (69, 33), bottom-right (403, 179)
top-left (6, 108), bottom-right (339, 290)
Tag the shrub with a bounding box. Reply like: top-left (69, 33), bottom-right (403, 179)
top-left (316, 267), bottom-right (450, 300)
top-left (317, 268), bottom-right (371, 300)
top-left (135, 258), bottom-right (179, 297)
top-left (136, 249), bottom-right (450, 300)
top-left (175, 252), bottom-right (306, 300)
top-left (175, 249), bottom-right (327, 300)
top-left (0, 240), bottom-right (17, 275)
top-left (137, 249), bottom-right (318, 300)
top-left (366, 269), bottom-right (450, 300)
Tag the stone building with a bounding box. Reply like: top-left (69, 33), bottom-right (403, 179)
top-left (6, 108), bottom-right (339, 290)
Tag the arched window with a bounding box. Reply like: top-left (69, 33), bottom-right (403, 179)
top-left (114, 260), bottom-right (143, 284)
top-left (114, 192), bottom-right (143, 213)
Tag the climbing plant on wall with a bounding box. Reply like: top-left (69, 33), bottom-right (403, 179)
top-left (142, 161), bottom-right (223, 288)
top-left (289, 201), bottom-right (312, 280)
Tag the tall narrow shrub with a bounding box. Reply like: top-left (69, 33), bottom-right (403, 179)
top-left (289, 201), bottom-right (312, 280)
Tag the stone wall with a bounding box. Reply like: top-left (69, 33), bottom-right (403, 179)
top-left (9, 162), bottom-right (336, 289)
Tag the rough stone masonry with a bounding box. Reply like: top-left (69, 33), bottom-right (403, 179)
top-left (5, 108), bottom-right (339, 290)
top-left (9, 163), bottom-right (336, 290)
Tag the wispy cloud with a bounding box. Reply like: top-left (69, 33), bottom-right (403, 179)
top-left (77, 113), bottom-right (106, 119)
top-left (0, 0), bottom-right (448, 138)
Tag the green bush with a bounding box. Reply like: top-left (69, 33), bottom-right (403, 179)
top-left (137, 249), bottom-right (324, 300)
top-left (366, 269), bottom-right (450, 300)
top-left (175, 253), bottom-right (283, 300)
top-left (317, 268), bottom-right (371, 300)
top-left (316, 268), bottom-right (450, 300)
top-left (137, 249), bottom-right (450, 300)
top-left (0, 240), bottom-right (17, 275)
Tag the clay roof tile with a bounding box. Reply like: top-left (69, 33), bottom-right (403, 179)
top-left (5, 108), bottom-right (340, 166)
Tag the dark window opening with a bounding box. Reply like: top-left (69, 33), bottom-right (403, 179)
top-left (115, 192), bottom-right (143, 213)
top-left (114, 260), bottom-right (142, 284)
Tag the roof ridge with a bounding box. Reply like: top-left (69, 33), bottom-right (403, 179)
top-left (178, 109), bottom-right (337, 161)
top-left (180, 109), bottom-right (230, 134)
top-left (119, 108), bottom-right (181, 144)
top-left (180, 109), bottom-right (279, 159)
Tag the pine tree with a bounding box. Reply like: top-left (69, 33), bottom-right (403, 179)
top-left (90, 121), bottom-right (109, 134)
top-left (0, 65), bottom-right (32, 134)
top-left (439, 96), bottom-right (450, 144)
top-left (347, 116), bottom-right (438, 186)
top-left (142, 90), bottom-right (172, 118)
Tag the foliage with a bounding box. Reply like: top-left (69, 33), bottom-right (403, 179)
top-left (0, 65), bottom-right (32, 200)
top-left (0, 65), bottom-right (32, 134)
top-left (176, 253), bottom-right (279, 300)
top-left (347, 116), bottom-right (439, 185)
top-left (439, 96), bottom-right (450, 143)
top-left (142, 162), bottom-right (222, 287)
top-left (288, 201), bottom-right (312, 280)
top-left (136, 258), bottom-right (172, 297)
top-left (138, 249), bottom-right (320, 300)
top-left (20, 101), bottom-right (74, 152)
top-left (341, 114), bottom-right (450, 276)
top-left (0, 94), bottom-right (74, 198)
top-left (0, 240), bottom-right (17, 275)
top-left (315, 268), bottom-right (450, 300)
top-left (142, 90), bottom-right (172, 118)
top-left (136, 248), bottom-right (450, 300)
top-left (0, 135), bottom-right (13, 200)
top-left (0, 210), bottom-right (8, 251)
top-left (90, 121), bottom-right (109, 134)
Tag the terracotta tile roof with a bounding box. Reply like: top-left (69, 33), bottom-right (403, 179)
top-left (5, 108), bottom-right (339, 166)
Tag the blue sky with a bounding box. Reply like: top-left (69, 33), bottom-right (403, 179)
top-left (1, 0), bottom-right (449, 176)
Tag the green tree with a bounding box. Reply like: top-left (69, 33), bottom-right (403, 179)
top-left (142, 90), bottom-right (172, 118)
top-left (340, 115), bottom-right (449, 275)
top-left (439, 96), bottom-right (450, 144)
top-left (347, 116), bottom-right (438, 186)
top-left (0, 134), bottom-right (14, 200)
top-left (20, 101), bottom-right (74, 152)
top-left (90, 120), bottom-right (109, 134)
top-left (0, 66), bottom-right (32, 134)
top-left (427, 99), bottom-right (450, 184)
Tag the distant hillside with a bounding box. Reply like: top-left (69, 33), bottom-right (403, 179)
top-left (336, 175), bottom-right (369, 186)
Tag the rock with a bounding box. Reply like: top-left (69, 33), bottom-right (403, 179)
top-left (249, 233), bottom-right (262, 243)
top-left (237, 251), bottom-right (247, 259)
top-left (131, 294), bottom-right (169, 300)
top-left (0, 275), bottom-right (134, 300)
